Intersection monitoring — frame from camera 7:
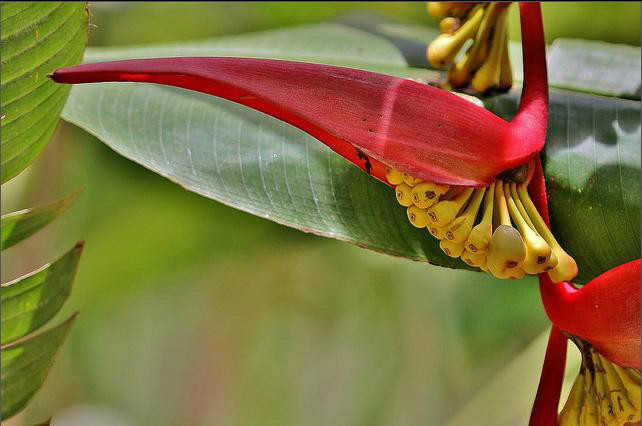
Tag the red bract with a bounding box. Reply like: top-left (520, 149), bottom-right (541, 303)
top-left (529, 159), bottom-right (641, 370)
top-left (528, 158), bottom-right (640, 425)
top-left (51, 4), bottom-right (547, 188)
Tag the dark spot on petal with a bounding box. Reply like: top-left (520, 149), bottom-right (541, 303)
top-left (355, 148), bottom-right (372, 174)
top-left (506, 261), bottom-right (518, 269)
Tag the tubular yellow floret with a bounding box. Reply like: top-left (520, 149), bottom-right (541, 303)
top-left (440, 238), bottom-right (465, 258)
top-left (439, 16), bottom-right (460, 34)
top-left (395, 183), bottom-right (414, 207)
top-left (407, 205), bottom-right (430, 228)
top-left (402, 172), bottom-right (424, 187)
top-left (411, 181), bottom-right (450, 209)
top-left (498, 33), bottom-right (513, 90)
top-left (516, 183), bottom-right (578, 283)
top-left (486, 182), bottom-right (526, 279)
top-left (428, 224), bottom-right (447, 240)
top-left (461, 249), bottom-right (487, 267)
top-left (386, 167), bottom-right (404, 185)
top-left (448, 3), bottom-right (500, 87)
top-left (471, 7), bottom-right (507, 93)
top-left (466, 182), bottom-right (495, 254)
top-left (444, 187), bottom-right (486, 243)
top-left (427, 1), bottom-right (513, 93)
top-left (426, 187), bottom-right (474, 227)
top-left (504, 182), bottom-right (552, 274)
top-left (427, 4), bottom-right (485, 68)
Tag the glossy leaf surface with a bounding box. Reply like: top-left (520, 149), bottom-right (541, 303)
top-left (1, 243), bottom-right (83, 345)
top-left (1, 314), bottom-right (76, 420)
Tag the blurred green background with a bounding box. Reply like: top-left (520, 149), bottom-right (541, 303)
top-left (2, 2), bottom-right (639, 425)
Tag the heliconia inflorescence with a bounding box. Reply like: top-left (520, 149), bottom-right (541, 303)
top-left (50, 3), bottom-right (572, 281)
top-left (49, 2), bottom-right (639, 424)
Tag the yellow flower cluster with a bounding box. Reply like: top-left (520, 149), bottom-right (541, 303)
top-left (427, 2), bottom-right (512, 93)
top-left (387, 168), bottom-right (577, 282)
top-left (559, 341), bottom-right (640, 426)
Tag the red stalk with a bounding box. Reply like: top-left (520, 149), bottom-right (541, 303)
top-left (528, 138), bottom-right (640, 424)
top-left (529, 157), bottom-right (641, 370)
top-left (528, 327), bottom-right (568, 426)
top-left (511, 3), bottom-right (548, 153)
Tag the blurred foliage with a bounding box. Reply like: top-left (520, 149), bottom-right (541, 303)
top-left (2, 2), bottom-right (639, 425)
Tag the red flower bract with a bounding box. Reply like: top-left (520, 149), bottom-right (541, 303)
top-left (51, 57), bottom-right (529, 187)
top-left (50, 4), bottom-right (547, 188)
top-left (529, 158), bottom-right (641, 370)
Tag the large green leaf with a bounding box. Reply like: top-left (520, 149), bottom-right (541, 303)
top-left (0, 1), bottom-right (88, 183)
top-left (60, 23), bottom-right (640, 282)
top-left (1, 243), bottom-right (83, 345)
top-left (547, 38), bottom-right (641, 99)
top-left (1, 191), bottom-right (80, 250)
top-left (0, 314), bottom-right (76, 420)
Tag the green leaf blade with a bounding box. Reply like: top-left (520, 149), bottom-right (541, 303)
top-left (1, 242), bottom-right (83, 345)
top-left (1, 191), bottom-right (80, 250)
top-left (547, 38), bottom-right (641, 99)
top-left (0, 1), bottom-right (88, 183)
top-left (1, 314), bottom-right (76, 420)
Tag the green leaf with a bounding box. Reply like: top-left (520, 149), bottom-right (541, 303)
top-left (1, 1), bottom-right (88, 183)
top-left (547, 38), bottom-right (641, 99)
top-left (1, 314), bottom-right (76, 420)
top-left (487, 91), bottom-right (641, 284)
top-left (59, 23), bottom-right (640, 281)
top-left (1, 242), bottom-right (83, 345)
top-left (1, 190), bottom-right (80, 250)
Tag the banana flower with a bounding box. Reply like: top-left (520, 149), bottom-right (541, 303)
top-left (49, 2), bottom-right (639, 424)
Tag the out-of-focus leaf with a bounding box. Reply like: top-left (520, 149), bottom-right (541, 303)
top-left (82, 22), bottom-right (440, 80)
top-left (487, 91), bottom-right (640, 284)
top-left (60, 22), bottom-right (640, 281)
top-left (1, 242), bottom-right (83, 345)
top-left (1, 191), bottom-right (80, 250)
top-left (547, 38), bottom-right (641, 99)
top-left (0, 1), bottom-right (88, 183)
top-left (1, 314), bottom-right (76, 420)
top-left (442, 329), bottom-right (581, 426)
